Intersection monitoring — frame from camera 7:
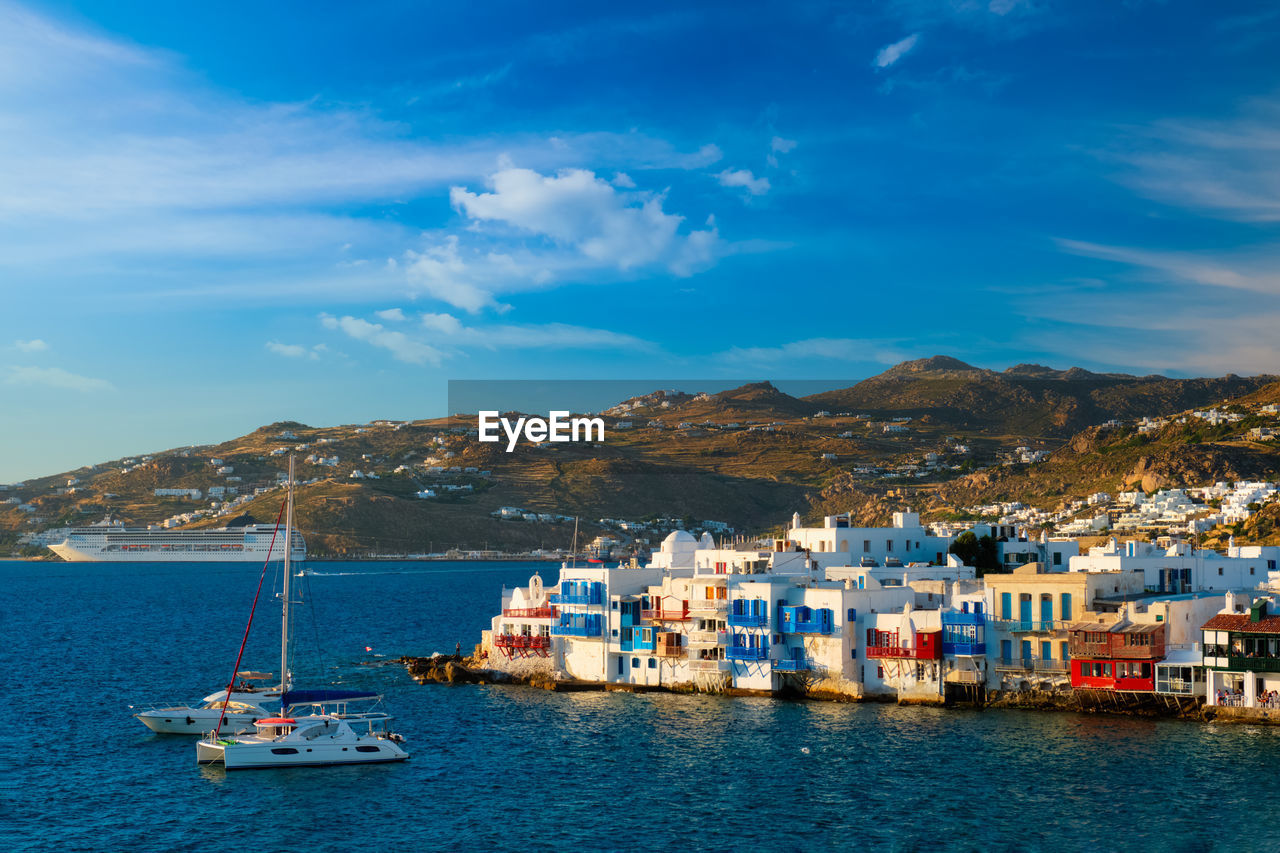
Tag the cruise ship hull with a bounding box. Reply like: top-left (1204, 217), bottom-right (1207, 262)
top-left (49, 542), bottom-right (306, 562)
top-left (47, 524), bottom-right (306, 562)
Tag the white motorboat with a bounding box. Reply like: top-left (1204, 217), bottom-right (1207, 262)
top-left (196, 456), bottom-right (410, 769)
top-left (135, 680), bottom-right (279, 735)
top-left (196, 713), bottom-right (408, 770)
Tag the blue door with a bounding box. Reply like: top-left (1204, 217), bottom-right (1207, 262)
top-left (1040, 596), bottom-right (1052, 626)
top-left (1001, 639), bottom-right (1011, 661)
top-left (1060, 593), bottom-right (1072, 621)
top-left (1001, 592), bottom-right (1012, 620)
top-left (1021, 640), bottom-right (1032, 661)
top-left (1040, 641), bottom-right (1052, 661)
top-left (1019, 596), bottom-right (1032, 628)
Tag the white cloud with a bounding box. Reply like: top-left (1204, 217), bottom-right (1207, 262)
top-left (5, 365), bottom-right (113, 392)
top-left (1056, 239), bottom-right (1280, 294)
top-left (14, 339), bottom-right (48, 352)
top-left (401, 166), bottom-right (726, 311)
top-left (717, 337), bottom-right (910, 366)
top-left (265, 340), bottom-right (320, 360)
top-left (717, 168), bottom-right (771, 196)
top-left (326, 309), bottom-right (654, 363)
top-left (320, 314), bottom-right (444, 366)
top-left (612, 172), bottom-right (636, 188)
top-left (375, 308), bottom-right (406, 322)
top-left (770, 136), bottom-right (797, 154)
top-left (420, 312), bottom-right (464, 334)
top-left (1112, 98), bottom-right (1280, 223)
top-left (874, 34), bottom-right (919, 69)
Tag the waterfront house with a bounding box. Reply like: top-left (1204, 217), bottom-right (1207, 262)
top-left (983, 563), bottom-right (1146, 694)
top-left (1202, 594), bottom-right (1280, 713)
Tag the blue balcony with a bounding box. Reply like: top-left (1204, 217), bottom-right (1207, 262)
top-left (549, 593), bottom-right (602, 606)
top-left (552, 624), bottom-right (602, 638)
top-left (942, 612), bottom-right (986, 627)
top-left (727, 645), bottom-right (769, 662)
top-left (942, 641), bottom-right (987, 656)
top-left (728, 612), bottom-right (769, 628)
top-left (780, 606), bottom-right (833, 634)
top-left (775, 657), bottom-right (814, 671)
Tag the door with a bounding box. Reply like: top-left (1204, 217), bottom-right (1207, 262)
top-left (1001, 639), bottom-right (1011, 662)
top-left (1019, 595), bottom-right (1032, 628)
top-left (1021, 640), bottom-right (1032, 661)
top-left (1001, 592), bottom-right (1012, 620)
top-left (1040, 596), bottom-right (1052, 627)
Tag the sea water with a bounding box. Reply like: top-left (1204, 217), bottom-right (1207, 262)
top-left (3, 559), bottom-right (1279, 852)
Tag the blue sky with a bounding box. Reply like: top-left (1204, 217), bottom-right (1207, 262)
top-left (3, 0), bottom-right (1280, 480)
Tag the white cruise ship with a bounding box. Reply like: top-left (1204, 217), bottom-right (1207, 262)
top-left (48, 519), bottom-right (306, 562)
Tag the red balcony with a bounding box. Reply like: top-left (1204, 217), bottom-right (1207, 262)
top-left (502, 606), bottom-right (556, 619)
top-left (494, 634), bottom-right (552, 658)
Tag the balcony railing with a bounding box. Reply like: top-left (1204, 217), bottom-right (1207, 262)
top-left (942, 612), bottom-right (986, 627)
top-left (993, 657), bottom-right (1069, 673)
top-left (502, 606), bottom-right (556, 619)
top-left (1224, 655), bottom-right (1280, 673)
top-left (494, 635), bottom-right (551, 650)
top-left (688, 599), bottom-right (728, 612)
top-left (688, 631), bottom-right (728, 646)
top-left (946, 670), bottom-right (984, 684)
top-left (642, 608), bottom-right (691, 622)
top-left (727, 645), bottom-right (769, 662)
top-left (775, 658), bottom-right (815, 672)
top-left (727, 613), bottom-right (768, 628)
top-left (656, 644), bottom-right (685, 657)
top-left (992, 619), bottom-right (1063, 633)
top-left (551, 624), bottom-right (602, 638)
top-left (549, 592), bottom-right (602, 606)
top-left (688, 659), bottom-right (731, 672)
top-left (942, 642), bottom-right (987, 656)
top-left (866, 645), bottom-right (929, 660)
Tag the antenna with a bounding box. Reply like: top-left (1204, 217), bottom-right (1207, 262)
top-left (571, 516), bottom-right (579, 569)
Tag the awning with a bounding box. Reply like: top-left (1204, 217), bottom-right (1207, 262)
top-left (281, 689), bottom-right (378, 707)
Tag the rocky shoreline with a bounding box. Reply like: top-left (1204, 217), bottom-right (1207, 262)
top-left (401, 654), bottom-right (1280, 725)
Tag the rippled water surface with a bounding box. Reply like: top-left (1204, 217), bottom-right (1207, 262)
top-left (4, 559), bottom-right (1280, 852)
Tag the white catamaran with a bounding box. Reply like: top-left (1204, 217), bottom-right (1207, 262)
top-left (196, 457), bottom-right (409, 769)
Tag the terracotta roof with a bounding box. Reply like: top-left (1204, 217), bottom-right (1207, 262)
top-left (1202, 613), bottom-right (1280, 634)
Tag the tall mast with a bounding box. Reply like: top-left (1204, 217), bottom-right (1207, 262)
top-left (281, 455), bottom-right (294, 693)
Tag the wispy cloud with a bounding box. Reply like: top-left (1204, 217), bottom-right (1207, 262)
top-left (1056, 239), bottom-right (1280, 294)
top-left (265, 341), bottom-right (322, 360)
top-left (716, 337), bottom-right (911, 367)
top-left (13, 339), bottom-right (48, 352)
top-left (1111, 98), bottom-right (1280, 223)
top-left (874, 33), bottom-right (919, 69)
top-left (5, 365), bottom-right (114, 392)
top-left (320, 314), bottom-right (445, 366)
top-left (717, 168), bottom-right (771, 196)
top-left (323, 309), bottom-right (655, 365)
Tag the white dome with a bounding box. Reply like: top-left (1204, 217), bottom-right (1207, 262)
top-left (661, 530), bottom-right (699, 554)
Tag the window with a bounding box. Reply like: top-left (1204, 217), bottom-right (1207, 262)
top-left (611, 601), bottom-right (619, 610)
top-left (1251, 567), bottom-right (1256, 575)
top-left (886, 540), bottom-right (894, 552)
top-left (632, 657), bottom-right (640, 667)
top-left (271, 748), bottom-right (299, 755)
top-left (648, 658), bottom-right (656, 669)
top-left (877, 666), bottom-right (883, 678)
top-left (863, 540), bottom-right (871, 553)
top-left (356, 745), bottom-right (381, 753)
top-left (1219, 567), bottom-right (1224, 576)
top-left (1053, 552), bottom-right (1062, 566)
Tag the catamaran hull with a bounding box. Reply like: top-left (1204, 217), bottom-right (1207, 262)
top-left (196, 740), bottom-right (409, 769)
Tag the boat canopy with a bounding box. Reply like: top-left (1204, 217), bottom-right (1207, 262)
top-left (281, 689), bottom-right (378, 707)
top-left (236, 671), bottom-right (273, 680)
top-left (256, 717), bottom-right (296, 725)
